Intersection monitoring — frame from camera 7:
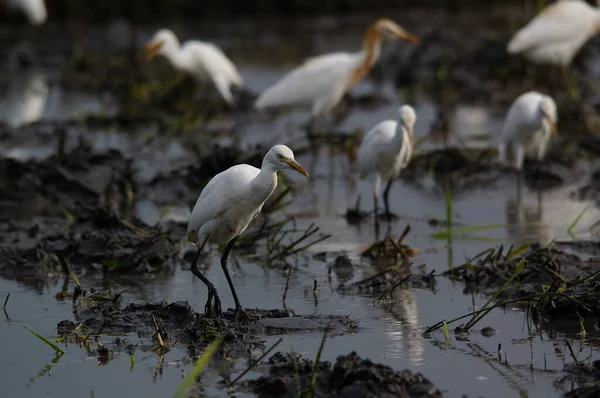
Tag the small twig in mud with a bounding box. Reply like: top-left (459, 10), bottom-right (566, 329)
top-left (282, 266), bottom-right (292, 309)
top-left (268, 223), bottom-right (331, 263)
top-left (152, 315), bottom-right (169, 354)
top-left (71, 272), bottom-right (81, 288)
top-left (3, 293), bottom-right (10, 309)
top-left (565, 340), bottom-right (579, 364)
top-left (376, 274), bottom-right (413, 302)
top-left (398, 224), bottom-right (411, 245)
top-left (174, 337), bottom-right (222, 398)
top-left (24, 326), bottom-right (66, 355)
top-left (229, 338), bottom-right (283, 386)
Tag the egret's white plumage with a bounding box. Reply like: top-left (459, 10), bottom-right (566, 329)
top-left (6, 0), bottom-right (46, 25)
top-left (356, 105), bottom-right (416, 216)
top-left (507, 0), bottom-right (600, 66)
top-left (255, 18), bottom-right (418, 116)
top-left (146, 29), bottom-right (243, 104)
top-left (186, 145), bottom-right (308, 319)
top-left (498, 91), bottom-right (558, 170)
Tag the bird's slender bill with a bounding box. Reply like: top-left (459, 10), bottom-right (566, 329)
top-left (283, 158), bottom-right (309, 177)
top-left (397, 30), bottom-right (419, 45)
top-left (145, 40), bottom-right (164, 60)
top-left (546, 117), bottom-right (558, 135)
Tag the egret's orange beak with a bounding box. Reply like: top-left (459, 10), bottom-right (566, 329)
top-left (284, 158), bottom-right (308, 177)
top-left (145, 40), bottom-right (164, 60)
top-left (397, 29), bottom-right (419, 45)
top-left (546, 117), bottom-right (558, 135)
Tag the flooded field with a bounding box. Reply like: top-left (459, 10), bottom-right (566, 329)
top-left (2, 4), bottom-right (600, 398)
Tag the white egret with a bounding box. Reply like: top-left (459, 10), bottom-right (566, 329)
top-left (507, 0), bottom-right (600, 66)
top-left (498, 91), bottom-right (558, 170)
top-left (145, 29), bottom-right (243, 104)
top-left (6, 0), bottom-right (46, 25)
top-left (254, 18), bottom-right (418, 129)
top-left (356, 105), bottom-right (416, 218)
top-left (186, 145), bottom-right (308, 320)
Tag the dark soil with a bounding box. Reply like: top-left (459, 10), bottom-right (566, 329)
top-left (244, 351), bottom-right (442, 398)
top-left (555, 360), bottom-right (600, 398)
top-left (56, 292), bottom-right (358, 360)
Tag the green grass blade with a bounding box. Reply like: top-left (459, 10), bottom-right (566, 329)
top-left (431, 224), bottom-right (508, 239)
top-left (568, 206), bottom-right (589, 237)
top-left (24, 326), bottom-right (66, 355)
top-left (442, 321), bottom-right (450, 341)
top-left (173, 337), bottom-right (222, 398)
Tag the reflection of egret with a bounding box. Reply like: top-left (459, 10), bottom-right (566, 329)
top-left (505, 190), bottom-right (550, 244)
top-left (186, 145), bottom-right (308, 320)
top-left (382, 289), bottom-right (423, 364)
top-left (356, 105), bottom-right (416, 218)
top-left (145, 29), bottom-right (243, 104)
top-left (255, 19), bottom-right (418, 132)
top-left (498, 91), bottom-right (557, 171)
top-left (6, 0), bottom-right (46, 25)
top-left (1, 70), bottom-right (48, 128)
top-left (508, 0), bottom-right (600, 67)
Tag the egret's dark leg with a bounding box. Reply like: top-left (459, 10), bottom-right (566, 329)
top-left (383, 180), bottom-right (394, 220)
top-left (190, 239), bottom-right (222, 317)
top-left (220, 238), bottom-right (247, 321)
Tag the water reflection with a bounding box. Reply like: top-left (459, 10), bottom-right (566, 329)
top-left (0, 69), bottom-right (48, 128)
top-left (505, 185), bottom-right (550, 244)
top-left (382, 289), bottom-right (424, 364)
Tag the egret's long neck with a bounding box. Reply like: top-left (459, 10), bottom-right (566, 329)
top-left (162, 38), bottom-right (183, 69)
top-left (346, 27), bottom-right (382, 90)
top-left (394, 121), bottom-right (413, 151)
top-left (250, 164), bottom-right (279, 204)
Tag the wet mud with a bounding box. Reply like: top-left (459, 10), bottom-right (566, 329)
top-left (57, 289), bottom-right (358, 360)
top-left (244, 351), bottom-right (442, 398)
top-left (555, 360), bottom-right (600, 398)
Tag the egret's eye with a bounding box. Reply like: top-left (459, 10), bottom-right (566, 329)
top-left (277, 154), bottom-right (284, 161)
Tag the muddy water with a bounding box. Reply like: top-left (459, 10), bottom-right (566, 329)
top-left (2, 12), bottom-right (600, 398)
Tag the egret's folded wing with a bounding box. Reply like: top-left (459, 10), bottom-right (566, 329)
top-left (184, 41), bottom-right (243, 86)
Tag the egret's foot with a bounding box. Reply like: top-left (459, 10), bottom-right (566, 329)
top-left (229, 307), bottom-right (249, 323)
top-left (204, 289), bottom-right (223, 318)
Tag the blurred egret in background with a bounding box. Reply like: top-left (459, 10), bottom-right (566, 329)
top-left (6, 0), bottom-right (46, 25)
top-left (498, 91), bottom-right (557, 171)
top-left (356, 105), bottom-right (416, 218)
top-left (146, 29), bottom-right (243, 105)
top-left (255, 18), bottom-right (418, 132)
top-left (508, 0), bottom-right (600, 66)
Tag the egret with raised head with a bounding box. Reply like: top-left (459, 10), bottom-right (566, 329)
top-left (187, 145), bottom-right (308, 320)
top-left (255, 18), bottom-right (418, 131)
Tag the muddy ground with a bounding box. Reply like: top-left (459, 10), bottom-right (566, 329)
top-left (2, 3), bottom-right (600, 398)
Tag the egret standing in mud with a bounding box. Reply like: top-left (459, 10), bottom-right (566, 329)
top-left (5, 0), bottom-right (46, 25)
top-left (254, 18), bottom-right (418, 133)
top-left (356, 105), bottom-right (416, 219)
top-left (498, 91), bottom-right (558, 171)
top-left (145, 29), bottom-right (243, 104)
top-left (187, 145), bottom-right (308, 320)
top-left (507, 0), bottom-right (600, 67)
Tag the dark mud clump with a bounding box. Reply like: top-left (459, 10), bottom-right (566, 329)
top-left (57, 293), bottom-right (358, 359)
top-left (245, 351), bottom-right (442, 398)
top-left (554, 360), bottom-right (600, 398)
top-left (444, 244), bottom-right (600, 322)
top-left (0, 206), bottom-right (177, 283)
